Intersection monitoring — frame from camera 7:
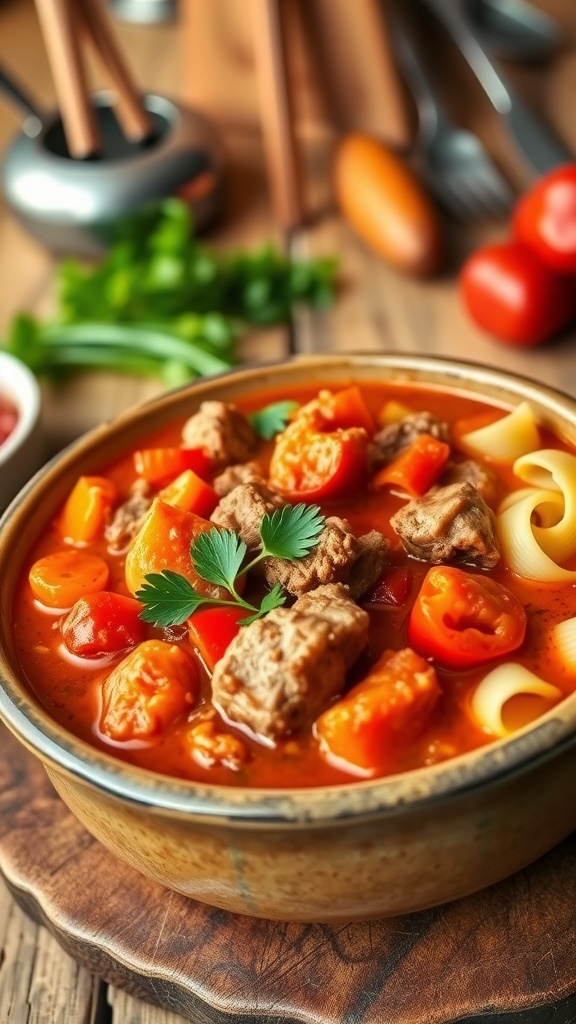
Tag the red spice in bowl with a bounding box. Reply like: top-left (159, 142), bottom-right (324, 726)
top-left (0, 394), bottom-right (18, 448)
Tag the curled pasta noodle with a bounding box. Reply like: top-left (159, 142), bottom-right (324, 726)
top-left (512, 449), bottom-right (576, 563)
top-left (496, 488), bottom-right (576, 582)
top-left (471, 663), bottom-right (561, 737)
top-left (552, 616), bottom-right (576, 670)
top-left (460, 401), bottom-right (540, 462)
top-left (497, 486), bottom-right (563, 527)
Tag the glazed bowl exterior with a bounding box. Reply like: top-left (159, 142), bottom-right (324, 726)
top-left (1, 353), bottom-right (576, 922)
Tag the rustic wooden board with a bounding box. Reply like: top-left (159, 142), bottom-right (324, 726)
top-left (1, 723), bottom-right (576, 1024)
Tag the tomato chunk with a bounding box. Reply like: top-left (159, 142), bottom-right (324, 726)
top-left (61, 592), bottom-right (146, 657)
top-left (316, 648), bottom-right (440, 774)
top-left (408, 566), bottom-right (527, 670)
top-left (269, 415), bottom-right (368, 501)
top-left (100, 639), bottom-right (198, 741)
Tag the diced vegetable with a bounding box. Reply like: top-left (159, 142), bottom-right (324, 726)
top-left (100, 639), bottom-right (198, 741)
top-left (133, 446), bottom-right (211, 485)
top-left (318, 386), bottom-right (376, 434)
top-left (61, 592), bottom-right (146, 657)
top-left (159, 469), bottom-right (219, 518)
top-left (408, 566), bottom-right (527, 670)
top-left (316, 648), bottom-right (441, 773)
top-left (269, 417), bottom-right (368, 502)
top-left (366, 565), bottom-right (412, 606)
top-left (125, 499), bottom-right (228, 598)
top-left (29, 550), bottom-right (109, 609)
top-left (187, 606), bottom-right (244, 671)
top-left (58, 475), bottom-right (117, 544)
top-left (372, 434), bottom-right (450, 497)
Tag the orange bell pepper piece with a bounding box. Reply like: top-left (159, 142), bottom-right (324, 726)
top-left (59, 475), bottom-right (117, 544)
top-left (133, 446), bottom-right (212, 485)
top-left (29, 550), bottom-right (110, 609)
top-left (159, 469), bottom-right (219, 519)
top-left (372, 433), bottom-right (450, 497)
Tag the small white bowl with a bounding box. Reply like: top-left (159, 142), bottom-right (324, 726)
top-left (0, 352), bottom-right (43, 511)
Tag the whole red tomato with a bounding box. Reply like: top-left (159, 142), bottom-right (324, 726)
top-left (513, 164), bottom-right (576, 274)
top-left (459, 240), bottom-right (576, 346)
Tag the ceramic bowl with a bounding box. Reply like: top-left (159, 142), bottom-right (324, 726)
top-left (1, 353), bottom-right (576, 923)
top-left (0, 351), bottom-right (43, 512)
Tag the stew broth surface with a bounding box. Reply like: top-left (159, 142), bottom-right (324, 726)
top-left (12, 381), bottom-right (576, 788)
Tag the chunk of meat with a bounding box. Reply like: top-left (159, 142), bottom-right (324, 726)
top-left (316, 648), bottom-right (441, 774)
top-left (181, 401), bottom-right (258, 468)
top-left (212, 461), bottom-right (265, 498)
top-left (438, 459), bottom-right (500, 508)
top-left (262, 516), bottom-right (359, 597)
top-left (100, 640), bottom-right (198, 741)
top-left (185, 714), bottom-right (250, 771)
top-left (104, 479), bottom-right (152, 551)
top-left (346, 530), bottom-right (389, 600)
top-left (211, 584), bottom-right (369, 740)
top-left (210, 481), bottom-right (285, 551)
top-left (390, 481), bottom-right (500, 569)
top-left (369, 412), bottom-right (450, 468)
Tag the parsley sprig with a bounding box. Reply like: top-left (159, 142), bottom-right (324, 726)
top-left (249, 400), bottom-right (299, 440)
top-left (136, 503), bottom-right (325, 628)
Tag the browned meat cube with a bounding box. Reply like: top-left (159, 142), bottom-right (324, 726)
top-left (346, 530), bottom-right (389, 600)
top-left (211, 585), bottom-right (369, 741)
top-left (293, 584), bottom-right (370, 667)
top-left (439, 459), bottom-right (500, 508)
top-left (212, 461), bottom-right (265, 498)
top-left (105, 479), bottom-right (152, 551)
top-left (370, 411), bottom-right (450, 468)
top-left (210, 481), bottom-right (285, 551)
top-left (390, 481), bottom-right (500, 569)
top-left (181, 401), bottom-right (258, 468)
top-left (262, 516), bottom-right (359, 597)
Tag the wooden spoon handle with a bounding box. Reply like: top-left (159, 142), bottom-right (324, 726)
top-left (34, 0), bottom-right (100, 158)
top-left (249, 0), bottom-right (304, 235)
top-left (76, 0), bottom-right (154, 143)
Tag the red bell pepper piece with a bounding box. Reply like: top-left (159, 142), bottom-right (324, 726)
top-left (318, 386), bottom-right (376, 435)
top-left (408, 566), bottom-right (527, 670)
top-left (187, 606), bottom-right (244, 672)
top-left (133, 446), bottom-right (212, 485)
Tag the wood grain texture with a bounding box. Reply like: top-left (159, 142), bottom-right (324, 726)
top-left (1, 724), bottom-right (576, 1024)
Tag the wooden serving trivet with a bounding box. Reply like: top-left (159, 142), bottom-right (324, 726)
top-left (1, 722), bottom-right (576, 1024)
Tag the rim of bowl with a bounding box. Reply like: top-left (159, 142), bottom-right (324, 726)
top-left (0, 352), bottom-right (41, 465)
top-left (1, 351), bottom-right (576, 827)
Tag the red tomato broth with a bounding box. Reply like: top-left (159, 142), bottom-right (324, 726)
top-left (11, 380), bottom-right (576, 788)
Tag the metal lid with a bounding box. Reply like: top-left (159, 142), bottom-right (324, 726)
top-left (108, 0), bottom-right (176, 24)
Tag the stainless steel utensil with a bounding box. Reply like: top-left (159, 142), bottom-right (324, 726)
top-left (0, 76), bottom-right (224, 255)
top-left (420, 0), bottom-right (572, 178)
top-left (394, 24), bottom-right (514, 220)
top-left (466, 0), bottom-right (561, 63)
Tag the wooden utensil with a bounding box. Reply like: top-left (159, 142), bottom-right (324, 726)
top-left (34, 0), bottom-right (100, 158)
top-left (34, 0), bottom-right (153, 159)
top-left (76, 0), bottom-right (154, 144)
top-left (249, 0), bottom-right (304, 236)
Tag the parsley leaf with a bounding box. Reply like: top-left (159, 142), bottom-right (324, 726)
top-left (259, 503), bottom-right (325, 560)
top-left (191, 529), bottom-right (247, 594)
top-left (135, 571), bottom-right (206, 626)
top-left (137, 503), bottom-right (326, 628)
top-left (249, 401), bottom-right (299, 440)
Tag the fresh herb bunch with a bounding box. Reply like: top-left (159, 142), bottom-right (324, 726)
top-left (136, 502), bottom-right (325, 627)
top-left (6, 199), bottom-right (337, 385)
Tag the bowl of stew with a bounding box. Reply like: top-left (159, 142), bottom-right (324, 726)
top-left (1, 352), bottom-right (576, 922)
top-left (0, 351), bottom-right (43, 511)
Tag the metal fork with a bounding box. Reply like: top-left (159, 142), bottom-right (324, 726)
top-left (393, 23), bottom-right (514, 220)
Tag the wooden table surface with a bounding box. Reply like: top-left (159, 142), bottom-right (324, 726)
top-left (2, 0), bottom-right (576, 1021)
